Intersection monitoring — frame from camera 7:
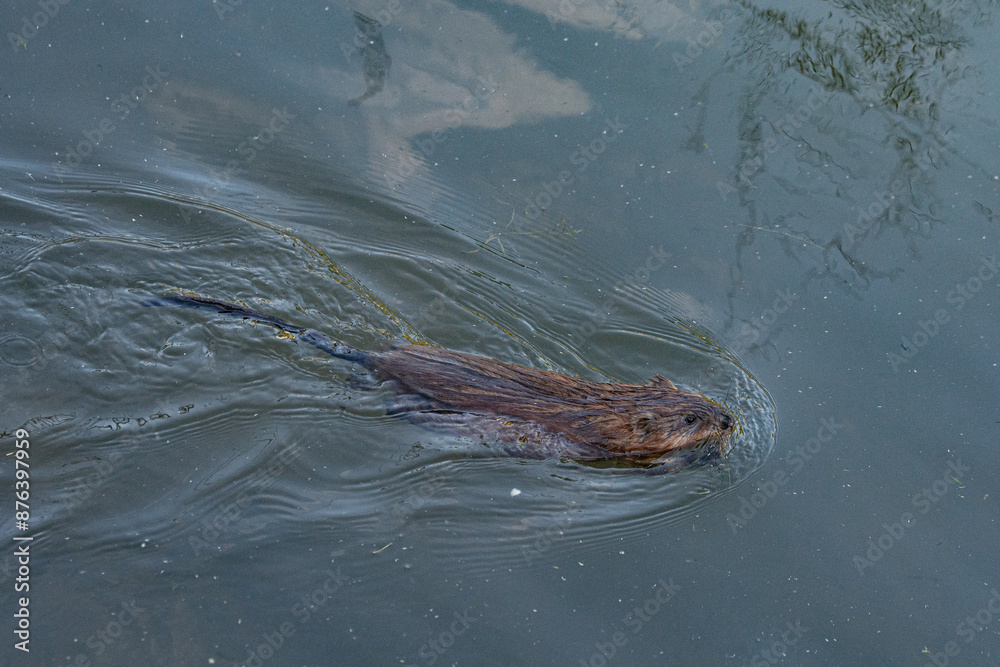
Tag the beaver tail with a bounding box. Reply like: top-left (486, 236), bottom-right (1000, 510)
top-left (145, 295), bottom-right (370, 366)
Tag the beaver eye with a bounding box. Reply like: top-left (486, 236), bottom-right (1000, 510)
top-left (685, 414), bottom-right (697, 425)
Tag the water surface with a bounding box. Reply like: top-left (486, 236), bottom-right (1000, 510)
top-left (1, 0), bottom-right (998, 664)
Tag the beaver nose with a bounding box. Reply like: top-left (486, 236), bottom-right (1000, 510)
top-left (719, 411), bottom-right (734, 431)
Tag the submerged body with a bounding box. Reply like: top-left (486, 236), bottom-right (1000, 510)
top-left (153, 296), bottom-right (734, 467)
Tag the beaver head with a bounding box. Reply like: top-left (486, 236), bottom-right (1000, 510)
top-left (548, 375), bottom-right (735, 456)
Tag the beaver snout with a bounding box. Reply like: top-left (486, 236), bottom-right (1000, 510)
top-left (719, 410), bottom-right (734, 432)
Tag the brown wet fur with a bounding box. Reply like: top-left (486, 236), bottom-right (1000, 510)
top-left (370, 344), bottom-right (735, 459)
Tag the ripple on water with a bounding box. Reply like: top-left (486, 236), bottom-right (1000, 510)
top-left (2, 162), bottom-right (775, 576)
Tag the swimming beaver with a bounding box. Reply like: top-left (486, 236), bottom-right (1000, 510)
top-left (151, 296), bottom-right (734, 466)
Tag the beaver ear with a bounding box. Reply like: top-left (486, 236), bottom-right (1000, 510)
top-left (650, 375), bottom-right (678, 390)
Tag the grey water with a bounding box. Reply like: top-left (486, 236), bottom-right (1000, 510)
top-left (1, 0), bottom-right (998, 665)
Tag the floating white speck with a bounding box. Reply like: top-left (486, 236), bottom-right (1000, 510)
top-left (510, 488), bottom-right (521, 497)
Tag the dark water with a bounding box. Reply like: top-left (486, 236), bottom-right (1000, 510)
top-left (1, 0), bottom-right (998, 665)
